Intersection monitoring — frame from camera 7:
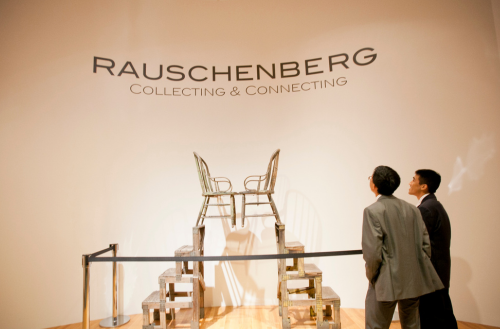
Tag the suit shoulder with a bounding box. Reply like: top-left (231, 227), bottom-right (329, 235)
top-left (421, 198), bottom-right (447, 213)
top-left (365, 200), bottom-right (385, 212)
top-left (401, 199), bottom-right (421, 215)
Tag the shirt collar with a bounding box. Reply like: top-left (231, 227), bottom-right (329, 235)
top-left (416, 193), bottom-right (430, 207)
top-left (376, 194), bottom-right (382, 200)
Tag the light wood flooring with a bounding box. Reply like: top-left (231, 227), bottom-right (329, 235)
top-left (48, 307), bottom-right (499, 329)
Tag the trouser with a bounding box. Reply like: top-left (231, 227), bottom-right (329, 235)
top-left (365, 284), bottom-right (420, 329)
top-left (419, 288), bottom-right (458, 329)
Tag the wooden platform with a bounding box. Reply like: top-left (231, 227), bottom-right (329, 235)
top-left (46, 307), bottom-right (499, 329)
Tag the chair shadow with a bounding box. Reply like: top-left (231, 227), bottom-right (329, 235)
top-left (208, 212), bottom-right (266, 315)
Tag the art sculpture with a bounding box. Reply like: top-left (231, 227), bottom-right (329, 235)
top-left (141, 150), bottom-right (341, 329)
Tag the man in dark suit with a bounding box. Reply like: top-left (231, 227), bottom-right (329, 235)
top-left (363, 166), bottom-right (444, 329)
top-left (409, 169), bottom-right (458, 329)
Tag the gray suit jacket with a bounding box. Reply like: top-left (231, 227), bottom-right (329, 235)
top-left (362, 195), bottom-right (444, 301)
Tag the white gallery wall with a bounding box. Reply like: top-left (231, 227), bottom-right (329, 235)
top-left (1, 1), bottom-right (500, 328)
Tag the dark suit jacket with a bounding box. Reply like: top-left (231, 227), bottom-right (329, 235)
top-left (418, 194), bottom-right (451, 288)
top-left (362, 195), bottom-right (444, 301)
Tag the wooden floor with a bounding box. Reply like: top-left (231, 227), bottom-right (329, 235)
top-left (48, 307), bottom-right (499, 329)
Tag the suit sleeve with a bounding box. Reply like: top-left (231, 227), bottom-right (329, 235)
top-left (418, 209), bottom-right (432, 258)
top-left (362, 207), bottom-right (384, 284)
top-left (419, 205), bottom-right (439, 235)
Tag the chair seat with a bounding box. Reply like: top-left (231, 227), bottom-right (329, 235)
top-left (175, 245), bottom-right (193, 256)
top-left (158, 268), bottom-right (193, 284)
top-left (240, 190), bottom-right (273, 195)
top-left (287, 286), bottom-right (340, 305)
top-left (286, 263), bottom-right (322, 279)
top-left (203, 191), bottom-right (238, 196)
top-left (285, 241), bottom-right (305, 252)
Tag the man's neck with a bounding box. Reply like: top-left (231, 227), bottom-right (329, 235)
top-left (417, 192), bottom-right (429, 200)
top-left (416, 193), bottom-right (430, 207)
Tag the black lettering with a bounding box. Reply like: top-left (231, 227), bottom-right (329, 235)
top-left (213, 66), bottom-right (231, 81)
top-left (257, 64), bottom-right (276, 79)
top-left (143, 64), bottom-right (163, 80)
top-left (236, 65), bottom-right (253, 81)
top-left (269, 86), bottom-right (278, 94)
top-left (301, 82), bottom-right (310, 91)
top-left (93, 57), bottom-right (115, 75)
top-left (292, 83), bottom-right (299, 92)
top-left (173, 88), bottom-right (181, 96)
top-left (204, 88), bottom-right (214, 96)
top-left (280, 85), bottom-right (290, 92)
top-left (182, 88), bottom-right (191, 96)
top-left (337, 77), bottom-right (347, 86)
top-left (143, 86), bottom-right (153, 95)
top-left (130, 84), bottom-right (141, 94)
top-left (325, 79), bottom-right (334, 87)
top-left (353, 48), bottom-right (377, 66)
top-left (305, 58), bottom-right (323, 75)
top-left (329, 54), bottom-right (349, 70)
top-left (246, 86), bottom-right (256, 95)
top-left (118, 62), bottom-right (139, 78)
top-left (280, 62), bottom-right (300, 78)
top-left (167, 65), bottom-right (185, 81)
top-left (216, 88), bottom-right (225, 96)
top-left (189, 66), bottom-right (208, 82)
top-left (257, 86), bottom-right (267, 95)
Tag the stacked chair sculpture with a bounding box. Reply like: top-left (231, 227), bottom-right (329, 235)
top-left (141, 149), bottom-right (341, 329)
top-left (142, 225), bottom-right (206, 329)
top-left (241, 149), bottom-right (281, 227)
top-left (194, 152), bottom-right (237, 227)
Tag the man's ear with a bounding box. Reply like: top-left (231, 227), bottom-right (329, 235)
top-left (421, 184), bottom-right (429, 193)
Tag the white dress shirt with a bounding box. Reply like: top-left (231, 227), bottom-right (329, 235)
top-left (416, 193), bottom-right (430, 207)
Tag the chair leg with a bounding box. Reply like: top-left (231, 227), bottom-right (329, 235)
top-left (142, 305), bottom-right (150, 327)
top-left (241, 194), bottom-right (246, 227)
top-left (191, 277), bottom-right (200, 329)
top-left (325, 305), bottom-right (332, 317)
top-left (315, 277), bottom-right (323, 324)
top-left (169, 283), bottom-right (176, 320)
top-left (268, 194), bottom-right (281, 224)
top-left (230, 195), bottom-right (236, 228)
top-left (196, 197), bottom-right (208, 226)
top-left (281, 280), bottom-right (291, 329)
top-left (333, 300), bottom-right (341, 329)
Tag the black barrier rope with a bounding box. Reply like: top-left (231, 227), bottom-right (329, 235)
top-left (90, 246), bottom-right (114, 258)
top-left (89, 249), bottom-right (363, 262)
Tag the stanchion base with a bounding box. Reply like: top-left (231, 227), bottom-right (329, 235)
top-left (99, 315), bottom-right (130, 327)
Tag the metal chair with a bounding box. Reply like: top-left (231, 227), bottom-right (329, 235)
top-left (240, 149), bottom-right (281, 227)
top-left (194, 152), bottom-right (237, 227)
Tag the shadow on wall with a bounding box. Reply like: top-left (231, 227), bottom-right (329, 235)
top-left (450, 257), bottom-right (479, 322)
top-left (208, 196), bottom-right (266, 307)
top-left (448, 134), bottom-right (495, 194)
top-left (211, 217), bottom-right (266, 306)
top-left (280, 189), bottom-right (322, 257)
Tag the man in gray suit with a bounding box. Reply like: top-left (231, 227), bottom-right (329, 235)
top-left (363, 166), bottom-right (444, 329)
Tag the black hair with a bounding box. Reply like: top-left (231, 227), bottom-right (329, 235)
top-left (415, 169), bottom-right (441, 193)
top-left (373, 166), bottom-right (401, 196)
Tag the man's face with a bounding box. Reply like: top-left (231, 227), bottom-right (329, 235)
top-left (408, 174), bottom-right (423, 196)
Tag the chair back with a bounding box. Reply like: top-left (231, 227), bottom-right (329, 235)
top-left (263, 149), bottom-right (280, 192)
top-left (194, 152), bottom-right (213, 195)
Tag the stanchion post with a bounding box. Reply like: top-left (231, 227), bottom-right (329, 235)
top-left (111, 244), bottom-right (118, 322)
top-left (82, 254), bottom-right (91, 329)
top-left (100, 243), bottom-right (130, 327)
